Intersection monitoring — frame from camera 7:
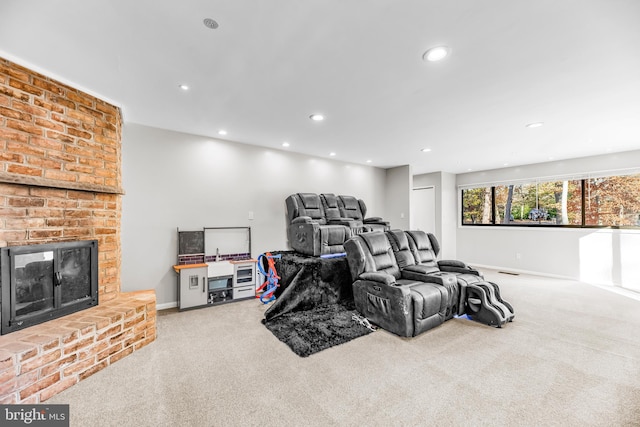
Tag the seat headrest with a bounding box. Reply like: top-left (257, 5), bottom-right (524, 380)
top-left (406, 230), bottom-right (440, 261)
top-left (298, 193), bottom-right (320, 209)
top-left (360, 232), bottom-right (391, 256)
top-left (407, 230), bottom-right (432, 251)
top-left (339, 195), bottom-right (359, 210)
top-left (387, 229), bottom-right (410, 251)
top-left (321, 193), bottom-right (339, 208)
top-left (427, 233), bottom-right (440, 257)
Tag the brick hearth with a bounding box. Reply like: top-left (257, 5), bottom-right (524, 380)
top-left (0, 291), bottom-right (156, 404)
top-left (0, 57), bottom-right (157, 403)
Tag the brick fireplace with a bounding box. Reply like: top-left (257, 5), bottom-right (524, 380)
top-left (0, 57), bottom-right (156, 403)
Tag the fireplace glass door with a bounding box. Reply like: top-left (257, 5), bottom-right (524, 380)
top-left (59, 246), bottom-right (93, 306)
top-left (1, 240), bottom-right (98, 335)
top-left (14, 250), bottom-right (55, 319)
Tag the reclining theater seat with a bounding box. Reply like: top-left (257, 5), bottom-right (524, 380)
top-left (404, 229), bottom-right (484, 316)
top-left (320, 193), bottom-right (366, 236)
top-left (404, 230), bottom-right (483, 280)
top-left (285, 193), bottom-right (351, 256)
top-left (344, 232), bottom-right (452, 337)
top-left (404, 230), bottom-right (515, 327)
top-left (386, 230), bottom-right (460, 319)
top-left (337, 195), bottom-right (390, 232)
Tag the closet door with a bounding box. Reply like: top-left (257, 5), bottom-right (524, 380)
top-left (411, 186), bottom-right (435, 233)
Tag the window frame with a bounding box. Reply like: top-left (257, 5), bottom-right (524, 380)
top-left (460, 173), bottom-right (640, 230)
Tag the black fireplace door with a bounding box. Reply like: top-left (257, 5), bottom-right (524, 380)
top-left (0, 240), bottom-right (98, 335)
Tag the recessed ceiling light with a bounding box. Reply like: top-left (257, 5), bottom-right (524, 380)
top-left (525, 122), bottom-right (544, 128)
top-left (366, 159), bottom-right (372, 163)
top-left (218, 130), bottom-right (227, 136)
top-left (329, 152), bottom-right (336, 156)
top-left (310, 114), bottom-right (324, 121)
top-left (282, 142), bottom-right (290, 147)
top-left (179, 84), bottom-right (189, 91)
top-left (422, 46), bottom-right (450, 62)
top-left (203, 18), bottom-right (219, 29)
top-left (421, 148), bottom-right (432, 153)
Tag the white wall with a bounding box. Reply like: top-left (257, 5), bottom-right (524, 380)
top-left (121, 123), bottom-right (640, 303)
top-left (384, 165), bottom-right (412, 230)
top-left (440, 172), bottom-right (457, 259)
top-left (456, 150), bottom-right (640, 291)
top-left (121, 123), bottom-right (387, 306)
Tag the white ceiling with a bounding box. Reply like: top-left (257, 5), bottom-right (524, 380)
top-left (1, 0), bottom-right (639, 175)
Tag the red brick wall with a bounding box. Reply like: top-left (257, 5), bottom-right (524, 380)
top-left (0, 57), bottom-right (123, 300)
top-left (0, 183), bottom-right (121, 298)
top-left (0, 58), bottom-right (157, 404)
top-left (0, 57), bottom-right (122, 193)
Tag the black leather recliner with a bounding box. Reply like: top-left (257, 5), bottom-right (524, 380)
top-left (285, 193), bottom-right (352, 256)
top-left (402, 230), bottom-right (514, 325)
top-left (402, 230), bottom-right (484, 315)
top-left (285, 192), bottom-right (389, 256)
top-left (405, 230), bottom-right (482, 278)
top-left (386, 230), bottom-right (461, 319)
top-left (344, 230), bottom-right (515, 336)
top-left (337, 195), bottom-right (390, 232)
top-left (320, 193), bottom-right (367, 236)
top-left (344, 232), bottom-right (451, 337)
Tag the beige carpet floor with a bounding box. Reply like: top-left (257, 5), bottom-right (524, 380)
top-left (47, 269), bottom-right (640, 426)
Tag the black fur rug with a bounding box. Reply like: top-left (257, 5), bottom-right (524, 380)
top-left (261, 252), bottom-right (373, 357)
top-left (263, 300), bottom-right (372, 357)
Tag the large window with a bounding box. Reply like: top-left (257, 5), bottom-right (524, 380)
top-left (461, 172), bottom-right (640, 228)
top-left (584, 175), bottom-right (640, 226)
top-left (462, 187), bottom-right (492, 224)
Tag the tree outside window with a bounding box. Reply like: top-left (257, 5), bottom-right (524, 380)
top-left (584, 174), bottom-right (640, 226)
top-left (462, 187), bottom-right (492, 224)
top-left (462, 177), bottom-right (593, 227)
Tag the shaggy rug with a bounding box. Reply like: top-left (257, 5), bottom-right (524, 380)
top-left (263, 301), bottom-right (372, 357)
top-left (261, 252), bottom-right (373, 357)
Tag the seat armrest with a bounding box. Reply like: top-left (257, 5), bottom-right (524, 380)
top-left (401, 269), bottom-right (437, 283)
top-left (363, 217), bottom-right (388, 225)
top-left (466, 267), bottom-right (482, 276)
top-left (328, 218), bottom-right (365, 235)
top-left (292, 216), bottom-right (313, 224)
top-left (360, 272), bottom-right (396, 286)
top-left (441, 266), bottom-right (482, 277)
top-left (364, 216), bottom-right (383, 222)
top-left (438, 259), bottom-right (466, 268)
top-left (328, 218), bottom-right (360, 226)
top-left (438, 260), bottom-right (481, 276)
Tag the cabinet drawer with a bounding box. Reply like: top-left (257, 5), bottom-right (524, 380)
top-left (233, 285), bottom-right (255, 300)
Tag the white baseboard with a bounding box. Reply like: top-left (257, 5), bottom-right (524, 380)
top-left (471, 264), bottom-right (576, 281)
top-left (473, 264), bottom-right (640, 301)
top-left (156, 301), bottom-right (177, 310)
